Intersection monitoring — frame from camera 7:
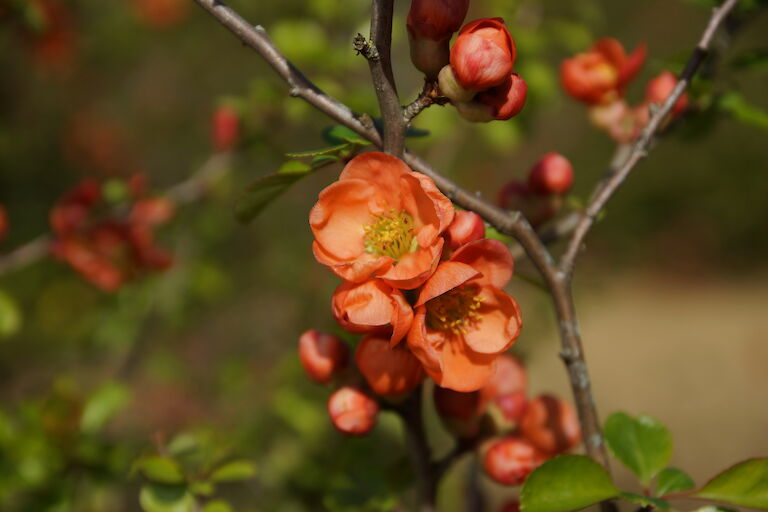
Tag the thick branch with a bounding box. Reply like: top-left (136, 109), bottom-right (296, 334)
top-left (367, 0), bottom-right (405, 156)
top-left (559, 0), bottom-right (741, 274)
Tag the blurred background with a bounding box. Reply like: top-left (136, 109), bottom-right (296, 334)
top-left (0, 0), bottom-right (767, 510)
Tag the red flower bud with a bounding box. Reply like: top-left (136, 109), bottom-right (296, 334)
top-left (497, 180), bottom-right (530, 211)
top-left (493, 390), bottom-right (527, 423)
top-left (407, 0), bottom-right (469, 77)
top-left (327, 386), bottom-right (379, 436)
top-left (451, 18), bottom-right (516, 91)
top-left (355, 335), bottom-right (424, 396)
top-left (520, 394), bottom-right (581, 454)
top-left (446, 211), bottom-right (485, 250)
top-left (561, 38), bottom-right (646, 105)
top-left (484, 436), bottom-right (545, 486)
top-left (130, 197), bottom-right (175, 227)
top-left (133, 0), bottom-right (188, 29)
top-left (645, 70), bottom-right (688, 117)
top-left (50, 179), bottom-right (102, 236)
top-left (476, 73), bottom-right (527, 121)
top-left (211, 105), bottom-right (240, 152)
top-left (527, 153), bottom-right (574, 196)
top-left (298, 329), bottom-right (349, 384)
top-left (0, 205), bottom-right (7, 242)
top-left (484, 353), bottom-right (527, 397)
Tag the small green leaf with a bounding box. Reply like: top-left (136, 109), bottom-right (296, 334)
top-left (139, 484), bottom-right (195, 512)
top-left (719, 92), bottom-right (768, 130)
top-left (189, 480), bottom-right (214, 497)
top-left (136, 456), bottom-right (186, 484)
top-left (234, 169), bottom-right (310, 223)
top-left (520, 455), bottom-right (620, 512)
top-left (80, 382), bottom-right (130, 433)
top-left (604, 412), bottom-right (672, 485)
top-left (276, 160), bottom-right (312, 174)
top-left (322, 125), bottom-right (369, 146)
top-left (203, 501), bottom-right (233, 512)
top-left (656, 467), bottom-right (695, 496)
top-left (0, 289), bottom-right (21, 339)
top-left (285, 143), bottom-right (349, 158)
top-left (311, 154), bottom-right (341, 167)
top-left (620, 492), bottom-right (670, 510)
top-left (209, 460), bottom-right (257, 482)
top-left (694, 458), bottom-right (768, 509)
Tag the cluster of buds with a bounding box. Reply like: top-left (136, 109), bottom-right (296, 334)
top-left (407, 1), bottom-right (527, 122)
top-left (2, 0), bottom-right (77, 73)
top-left (498, 152), bottom-right (575, 227)
top-left (301, 151), bottom-right (525, 435)
top-left (434, 354), bottom-right (581, 486)
top-left (561, 38), bottom-right (688, 142)
top-left (49, 175), bottom-right (174, 291)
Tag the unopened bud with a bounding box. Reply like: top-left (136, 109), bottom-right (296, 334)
top-left (355, 335), bottom-right (424, 396)
top-left (476, 73), bottom-right (527, 121)
top-left (446, 210), bottom-right (485, 250)
top-left (520, 394), bottom-right (581, 454)
top-left (211, 105), bottom-right (240, 152)
top-left (484, 436), bottom-right (545, 485)
top-left (451, 18), bottom-right (517, 91)
top-left (438, 65), bottom-right (475, 102)
top-left (327, 386), bottom-right (379, 436)
top-left (527, 153), bottom-right (574, 196)
top-left (298, 329), bottom-right (349, 384)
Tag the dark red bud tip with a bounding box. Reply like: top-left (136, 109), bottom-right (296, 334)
top-left (298, 329), bottom-right (349, 384)
top-left (527, 153), bottom-right (574, 195)
top-left (484, 436), bottom-right (546, 486)
top-left (327, 386), bottom-right (379, 436)
top-left (446, 211), bottom-right (485, 250)
top-left (520, 394), bottom-right (581, 455)
top-left (645, 70), bottom-right (688, 117)
top-left (0, 205), bottom-right (8, 242)
top-left (211, 105), bottom-right (240, 152)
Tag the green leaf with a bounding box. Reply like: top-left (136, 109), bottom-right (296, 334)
top-left (209, 460), bottom-right (257, 482)
top-left (203, 501), bottom-right (233, 512)
top-left (620, 492), bottom-right (670, 510)
top-left (0, 289), bottom-right (21, 339)
top-left (656, 467), bottom-right (695, 496)
top-left (276, 160), bottom-right (312, 174)
top-left (234, 168), bottom-right (311, 223)
top-left (80, 382), bottom-right (130, 433)
top-left (311, 154), bottom-right (341, 167)
top-left (603, 412), bottom-right (672, 485)
top-left (520, 455), bottom-right (620, 512)
top-left (285, 143), bottom-right (349, 158)
top-left (719, 92), bottom-right (768, 130)
top-left (136, 456), bottom-right (186, 484)
top-left (139, 484), bottom-right (195, 512)
top-left (731, 50), bottom-right (768, 72)
top-left (189, 480), bottom-right (214, 497)
top-left (322, 125), bottom-right (369, 146)
top-left (694, 458), bottom-right (768, 508)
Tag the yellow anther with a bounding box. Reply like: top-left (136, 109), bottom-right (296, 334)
top-left (363, 209), bottom-right (416, 260)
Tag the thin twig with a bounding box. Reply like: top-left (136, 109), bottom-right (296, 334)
top-left (367, 0), bottom-right (405, 156)
top-left (559, 0), bottom-right (741, 274)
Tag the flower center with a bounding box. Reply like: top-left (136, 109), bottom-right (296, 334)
top-left (363, 209), bottom-right (416, 260)
top-left (426, 285), bottom-right (484, 335)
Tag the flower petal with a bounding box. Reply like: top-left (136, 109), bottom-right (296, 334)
top-left (415, 260), bottom-right (479, 306)
top-left (451, 238), bottom-right (513, 288)
top-left (406, 306), bottom-right (444, 374)
top-left (463, 286), bottom-right (522, 354)
top-left (390, 290), bottom-right (414, 346)
top-left (380, 238), bottom-right (444, 290)
top-left (437, 339), bottom-right (497, 392)
top-left (313, 241), bottom-right (391, 283)
top-left (310, 178), bottom-right (374, 260)
top-left (339, 152), bottom-right (410, 207)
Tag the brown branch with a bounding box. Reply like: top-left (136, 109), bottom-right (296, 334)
top-left (559, 0), bottom-right (741, 274)
top-left (366, 0), bottom-right (405, 156)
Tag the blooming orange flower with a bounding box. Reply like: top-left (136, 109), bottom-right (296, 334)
top-left (355, 334), bottom-right (424, 396)
top-left (561, 37), bottom-right (646, 105)
top-left (407, 239), bottom-right (522, 391)
top-left (332, 279), bottom-right (413, 345)
top-left (310, 152), bottom-right (454, 289)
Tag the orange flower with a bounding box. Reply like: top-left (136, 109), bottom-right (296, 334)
top-left (355, 334), bottom-right (424, 396)
top-left (310, 152), bottom-right (454, 289)
top-left (561, 37), bottom-right (646, 105)
top-left (407, 239), bottom-right (522, 391)
top-left (332, 279), bottom-right (413, 345)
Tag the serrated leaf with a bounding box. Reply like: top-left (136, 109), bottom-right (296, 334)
top-left (209, 460), bottom-right (257, 482)
top-left (136, 456), bottom-right (186, 484)
top-left (694, 458), bottom-right (768, 509)
top-left (657, 467), bottom-right (695, 496)
top-left (285, 143), bottom-right (349, 158)
top-left (322, 125), bottom-right (369, 146)
top-left (311, 154), bottom-right (340, 167)
top-left (604, 412), bottom-right (672, 485)
top-left (234, 170), bottom-right (310, 223)
top-left (139, 484), bottom-right (195, 512)
top-left (520, 455), bottom-right (619, 512)
top-left (719, 92), bottom-right (768, 130)
top-left (620, 492), bottom-right (670, 510)
top-left (80, 382), bottom-right (130, 433)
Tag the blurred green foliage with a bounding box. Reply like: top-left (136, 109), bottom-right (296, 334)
top-left (0, 0), bottom-right (767, 510)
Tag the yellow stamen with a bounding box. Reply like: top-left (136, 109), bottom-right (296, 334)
top-left (426, 285), bottom-right (484, 335)
top-left (363, 209), bottom-right (416, 260)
